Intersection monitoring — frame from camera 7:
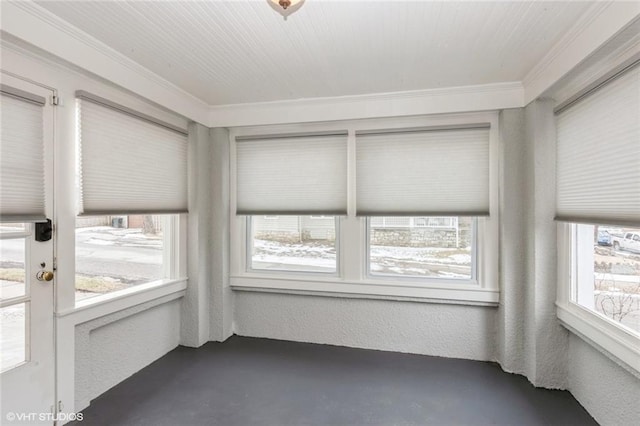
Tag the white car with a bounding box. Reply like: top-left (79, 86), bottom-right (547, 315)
top-left (612, 232), bottom-right (640, 253)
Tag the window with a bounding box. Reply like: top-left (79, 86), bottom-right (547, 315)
top-left (572, 224), bottom-right (640, 335)
top-left (0, 87), bottom-right (46, 371)
top-left (0, 223), bottom-right (26, 300)
top-left (230, 113), bottom-right (499, 305)
top-left (0, 223), bottom-right (28, 371)
top-left (368, 217), bottom-right (475, 280)
top-left (75, 215), bottom-right (174, 301)
top-left (555, 60), bottom-right (639, 367)
top-left (248, 215), bottom-right (337, 274)
top-left (75, 92), bottom-right (188, 303)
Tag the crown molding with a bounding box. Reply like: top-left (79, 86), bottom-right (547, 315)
top-left (208, 82), bottom-right (524, 128)
top-left (5, 0), bottom-right (635, 128)
top-left (523, 1), bottom-right (640, 105)
top-left (548, 21), bottom-right (640, 107)
top-left (1, 1), bottom-right (209, 124)
top-left (0, 1), bottom-right (524, 129)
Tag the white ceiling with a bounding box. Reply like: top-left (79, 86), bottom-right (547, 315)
top-left (35, 1), bottom-right (595, 106)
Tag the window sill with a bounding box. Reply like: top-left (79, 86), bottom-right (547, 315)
top-left (231, 275), bottom-right (499, 306)
top-left (557, 301), bottom-right (640, 376)
top-left (57, 278), bottom-right (187, 324)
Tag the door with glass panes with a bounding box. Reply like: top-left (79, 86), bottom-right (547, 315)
top-left (1, 75), bottom-right (55, 423)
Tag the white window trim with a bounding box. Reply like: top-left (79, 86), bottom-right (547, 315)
top-left (246, 216), bottom-right (341, 277)
top-left (365, 217), bottom-right (478, 284)
top-left (73, 213), bottom-right (188, 308)
top-left (229, 112), bottom-right (499, 305)
top-left (59, 278), bottom-right (186, 322)
top-left (556, 223), bottom-right (640, 375)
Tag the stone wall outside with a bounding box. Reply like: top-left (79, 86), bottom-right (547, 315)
top-left (371, 228), bottom-right (471, 248)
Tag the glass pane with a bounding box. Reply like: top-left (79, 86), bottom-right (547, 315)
top-left (0, 238), bottom-right (26, 299)
top-left (369, 217), bottom-right (474, 279)
top-left (250, 216), bottom-right (337, 273)
top-left (75, 215), bottom-right (166, 302)
top-left (1, 302), bottom-right (26, 372)
top-left (577, 225), bottom-right (640, 334)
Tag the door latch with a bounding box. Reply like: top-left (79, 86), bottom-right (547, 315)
top-left (35, 219), bottom-right (52, 242)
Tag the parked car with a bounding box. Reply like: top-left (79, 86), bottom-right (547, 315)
top-left (611, 232), bottom-right (640, 253)
top-left (597, 230), bottom-right (612, 246)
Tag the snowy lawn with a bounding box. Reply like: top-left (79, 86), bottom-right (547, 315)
top-left (252, 239), bottom-right (336, 270)
top-left (252, 238), bottom-right (472, 278)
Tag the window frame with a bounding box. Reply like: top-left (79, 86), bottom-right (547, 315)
top-left (229, 112), bottom-right (500, 306)
top-left (245, 215), bottom-right (341, 277)
top-left (365, 217), bottom-right (479, 284)
top-left (553, 55), bottom-right (640, 374)
top-left (74, 213), bottom-right (187, 308)
top-left (556, 223), bottom-right (640, 373)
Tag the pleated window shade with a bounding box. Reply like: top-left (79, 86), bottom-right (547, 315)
top-left (0, 90), bottom-right (46, 222)
top-left (556, 65), bottom-right (640, 226)
top-left (356, 127), bottom-right (490, 216)
top-left (235, 134), bottom-right (348, 215)
top-left (77, 97), bottom-right (188, 215)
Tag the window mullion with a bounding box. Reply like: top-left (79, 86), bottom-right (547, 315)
top-left (341, 216), bottom-right (364, 281)
top-left (341, 129), bottom-right (363, 281)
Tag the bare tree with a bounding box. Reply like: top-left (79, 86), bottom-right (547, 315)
top-left (596, 278), bottom-right (640, 323)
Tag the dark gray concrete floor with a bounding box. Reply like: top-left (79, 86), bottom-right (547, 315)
top-left (74, 336), bottom-right (597, 426)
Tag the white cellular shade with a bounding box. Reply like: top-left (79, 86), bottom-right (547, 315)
top-left (356, 128), bottom-right (490, 216)
top-left (556, 66), bottom-right (640, 226)
top-left (236, 134), bottom-right (348, 215)
top-left (0, 93), bottom-right (45, 222)
top-left (78, 99), bottom-right (188, 215)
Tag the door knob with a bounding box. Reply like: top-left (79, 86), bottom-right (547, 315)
top-left (36, 271), bottom-right (54, 282)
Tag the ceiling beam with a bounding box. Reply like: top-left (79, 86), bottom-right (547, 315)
top-left (208, 82), bottom-right (524, 128)
top-left (523, 2), bottom-right (640, 105)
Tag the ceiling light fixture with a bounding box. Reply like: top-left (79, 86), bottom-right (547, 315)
top-left (267, 0), bottom-right (305, 20)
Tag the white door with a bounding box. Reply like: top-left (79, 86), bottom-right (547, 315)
top-left (0, 76), bottom-right (55, 424)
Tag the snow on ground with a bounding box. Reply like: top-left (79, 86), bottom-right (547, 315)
top-left (594, 272), bottom-right (640, 284)
top-left (252, 239), bottom-right (336, 268)
top-left (77, 226), bottom-right (162, 249)
top-left (252, 238), bottom-right (472, 277)
top-left (370, 245), bottom-right (472, 265)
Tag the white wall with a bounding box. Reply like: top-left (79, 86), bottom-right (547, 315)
top-left (230, 100), bottom-right (640, 426)
top-left (182, 122), bottom-right (213, 347)
top-left (74, 299), bottom-right (181, 411)
top-left (1, 38), bottom-right (196, 415)
top-left (496, 108), bottom-right (528, 376)
top-left (4, 8), bottom-right (639, 425)
top-left (209, 128), bottom-right (234, 342)
top-left (521, 99), bottom-right (569, 389)
top-left (235, 292), bottom-right (496, 361)
top-left (230, 106), bottom-right (545, 370)
top-left (567, 334), bottom-right (640, 426)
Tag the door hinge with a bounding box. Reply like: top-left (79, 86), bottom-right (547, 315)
top-left (51, 95), bottom-right (60, 106)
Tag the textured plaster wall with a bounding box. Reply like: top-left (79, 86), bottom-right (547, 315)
top-left (496, 104), bottom-right (568, 389)
top-left (209, 127), bottom-right (233, 342)
top-left (567, 335), bottom-right (640, 426)
top-left (496, 108), bottom-right (528, 376)
top-left (182, 122), bottom-right (213, 347)
top-left (234, 292), bottom-right (497, 361)
top-left (75, 299), bottom-right (181, 411)
top-left (524, 99), bottom-right (568, 388)
top-left (230, 103), bottom-right (639, 424)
